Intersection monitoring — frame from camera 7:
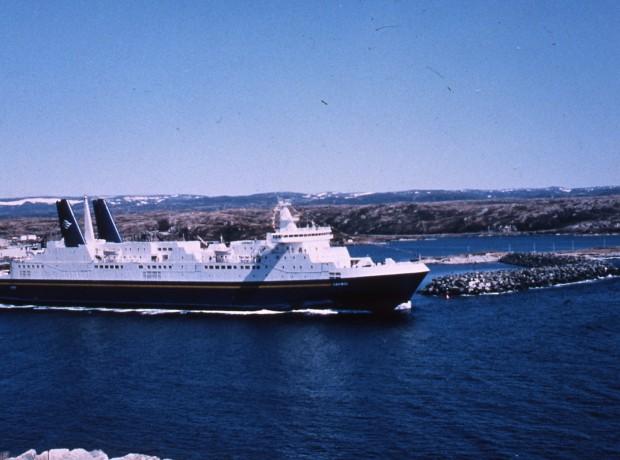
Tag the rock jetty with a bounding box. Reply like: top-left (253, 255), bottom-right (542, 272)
top-left (498, 252), bottom-right (585, 267)
top-left (6, 449), bottom-right (168, 460)
top-left (421, 252), bottom-right (619, 297)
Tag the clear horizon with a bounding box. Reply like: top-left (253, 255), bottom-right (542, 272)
top-left (1, 1), bottom-right (619, 197)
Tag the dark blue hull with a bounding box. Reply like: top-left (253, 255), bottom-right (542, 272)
top-left (0, 272), bottom-right (427, 313)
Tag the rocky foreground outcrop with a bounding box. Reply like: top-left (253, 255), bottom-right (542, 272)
top-left (6, 449), bottom-right (169, 460)
top-left (421, 253), bottom-right (620, 297)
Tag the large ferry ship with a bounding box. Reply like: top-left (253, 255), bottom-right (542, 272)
top-left (0, 198), bottom-right (429, 313)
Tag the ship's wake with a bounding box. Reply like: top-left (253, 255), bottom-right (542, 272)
top-left (0, 304), bottom-right (377, 316)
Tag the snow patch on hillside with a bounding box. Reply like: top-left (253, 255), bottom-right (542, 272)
top-left (122, 196), bottom-right (168, 203)
top-left (346, 191), bottom-right (375, 199)
top-left (0, 198), bottom-right (79, 206)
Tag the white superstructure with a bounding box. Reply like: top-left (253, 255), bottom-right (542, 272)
top-left (8, 199), bottom-right (428, 284)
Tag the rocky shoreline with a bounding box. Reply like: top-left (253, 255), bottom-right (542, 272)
top-left (420, 252), bottom-right (620, 297)
top-left (5, 449), bottom-right (167, 460)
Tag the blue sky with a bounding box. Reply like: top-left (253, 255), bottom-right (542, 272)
top-left (1, 0), bottom-right (619, 197)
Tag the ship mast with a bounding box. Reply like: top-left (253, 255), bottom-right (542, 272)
top-left (273, 200), bottom-right (299, 232)
top-left (83, 195), bottom-right (95, 243)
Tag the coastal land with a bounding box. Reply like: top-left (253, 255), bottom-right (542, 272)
top-left (1, 194), bottom-right (619, 243)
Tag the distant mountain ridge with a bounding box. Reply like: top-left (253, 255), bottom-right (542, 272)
top-left (1, 186), bottom-right (619, 218)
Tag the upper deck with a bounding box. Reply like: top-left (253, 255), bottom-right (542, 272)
top-left (5, 199), bottom-right (429, 283)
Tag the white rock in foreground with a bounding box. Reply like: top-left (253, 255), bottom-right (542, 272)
top-left (7, 449), bottom-right (168, 460)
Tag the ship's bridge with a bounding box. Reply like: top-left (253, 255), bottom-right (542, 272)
top-left (266, 201), bottom-right (333, 245)
top-left (268, 227), bottom-right (333, 244)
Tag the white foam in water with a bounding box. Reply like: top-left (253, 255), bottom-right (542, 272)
top-left (0, 304), bottom-right (357, 316)
top-left (187, 308), bottom-right (287, 316)
top-left (292, 308), bottom-right (340, 315)
top-left (529, 275), bottom-right (618, 291)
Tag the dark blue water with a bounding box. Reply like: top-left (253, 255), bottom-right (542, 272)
top-left (350, 234), bottom-right (620, 261)
top-left (1, 237), bottom-right (619, 459)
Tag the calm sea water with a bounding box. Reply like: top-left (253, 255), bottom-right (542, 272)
top-left (1, 236), bottom-right (619, 459)
top-left (350, 233), bottom-right (620, 261)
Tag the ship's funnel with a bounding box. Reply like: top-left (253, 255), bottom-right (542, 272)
top-left (83, 196), bottom-right (95, 243)
top-left (93, 198), bottom-right (123, 243)
top-left (56, 199), bottom-right (86, 247)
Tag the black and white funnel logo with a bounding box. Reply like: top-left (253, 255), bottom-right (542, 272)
top-left (62, 219), bottom-right (72, 230)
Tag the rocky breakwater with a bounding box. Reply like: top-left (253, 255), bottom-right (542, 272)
top-left (420, 252), bottom-right (620, 297)
top-left (5, 449), bottom-right (168, 460)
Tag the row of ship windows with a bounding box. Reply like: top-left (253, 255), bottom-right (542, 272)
top-left (95, 264), bottom-right (300, 271)
top-left (95, 264), bottom-right (268, 270)
top-left (205, 265), bottom-right (260, 270)
top-left (96, 264), bottom-right (173, 270)
top-left (96, 248), bottom-right (175, 254)
top-left (203, 265), bottom-right (314, 270)
top-left (97, 264), bottom-right (297, 271)
top-left (19, 263), bottom-right (315, 271)
top-left (272, 232), bottom-right (329, 239)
